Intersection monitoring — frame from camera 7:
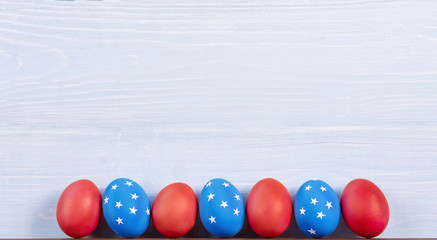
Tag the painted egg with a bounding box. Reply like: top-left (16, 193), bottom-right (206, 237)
top-left (102, 178), bottom-right (151, 237)
top-left (152, 182), bottom-right (197, 237)
top-left (294, 180), bottom-right (340, 238)
top-left (57, 179), bottom-right (101, 238)
top-left (246, 178), bottom-right (292, 238)
top-left (199, 178), bottom-right (245, 237)
top-left (341, 179), bottom-right (389, 238)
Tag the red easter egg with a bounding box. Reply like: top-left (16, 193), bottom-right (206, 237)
top-left (341, 179), bottom-right (390, 238)
top-left (152, 182), bottom-right (198, 237)
top-left (246, 178), bottom-right (292, 237)
top-left (56, 179), bottom-right (101, 238)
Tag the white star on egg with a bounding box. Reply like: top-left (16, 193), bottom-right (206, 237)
top-left (131, 193), bottom-right (139, 200)
top-left (233, 208), bottom-right (240, 216)
top-left (207, 193), bottom-right (215, 201)
top-left (317, 211), bottom-right (325, 220)
top-left (129, 206), bottom-right (138, 215)
top-left (234, 193), bottom-right (241, 201)
top-left (299, 207), bottom-right (306, 215)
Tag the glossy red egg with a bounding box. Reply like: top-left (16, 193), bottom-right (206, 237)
top-left (152, 182), bottom-right (198, 237)
top-left (56, 179), bottom-right (101, 238)
top-left (341, 179), bottom-right (390, 238)
top-left (246, 178), bottom-right (292, 237)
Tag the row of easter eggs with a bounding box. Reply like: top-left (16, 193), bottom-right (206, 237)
top-left (57, 178), bottom-right (389, 239)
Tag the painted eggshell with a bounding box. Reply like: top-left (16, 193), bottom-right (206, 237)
top-left (57, 179), bottom-right (101, 238)
top-left (246, 178), bottom-right (292, 238)
top-left (152, 182), bottom-right (197, 238)
top-left (341, 179), bottom-right (389, 238)
top-left (102, 178), bottom-right (151, 237)
top-left (199, 178), bottom-right (245, 237)
top-left (294, 180), bottom-right (340, 238)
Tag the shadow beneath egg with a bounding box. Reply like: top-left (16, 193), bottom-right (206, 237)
top-left (185, 213), bottom-right (213, 238)
top-left (277, 192), bottom-right (308, 238)
top-left (90, 211), bottom-right (119, 238)
top-left (234, 215), bottom-right (262, 238)
top-left (329, 214), bottom-right (357, 238)
top-left (329, 190), bottom-right (357, 238)
top-left (139, 218), bottom-right (164, 238)
top-left (138, 193), bottom-right (163, 238)
top-left (89, 188), bottom-right (118, 238)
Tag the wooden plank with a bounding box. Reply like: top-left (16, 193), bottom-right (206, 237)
top-left (1, 0), bottom-right (437, 238)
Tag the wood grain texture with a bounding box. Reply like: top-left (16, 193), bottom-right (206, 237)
top-left (1, 0), bottom-right (437, 238)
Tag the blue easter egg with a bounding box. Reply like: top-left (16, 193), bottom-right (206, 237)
top-left (294, 180), bottom-right (340, 238)
top-left (102, 178), bottom-right (151, 237)
top-left (199, 178), bottom-right (245, 237)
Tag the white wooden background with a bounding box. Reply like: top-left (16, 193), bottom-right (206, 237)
top-left (1, 0), bottom-right (437, 238)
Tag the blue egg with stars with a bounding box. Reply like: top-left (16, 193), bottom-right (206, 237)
top-left (294, 180), bottom-right (340, 238)
top-left (199, 178), bottom-right (245, 237)
top-left (102, 178), bottom-right (151, 237)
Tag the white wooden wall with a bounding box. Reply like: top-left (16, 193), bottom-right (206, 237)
top-left (1, 0), bottom-right (437, 238)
